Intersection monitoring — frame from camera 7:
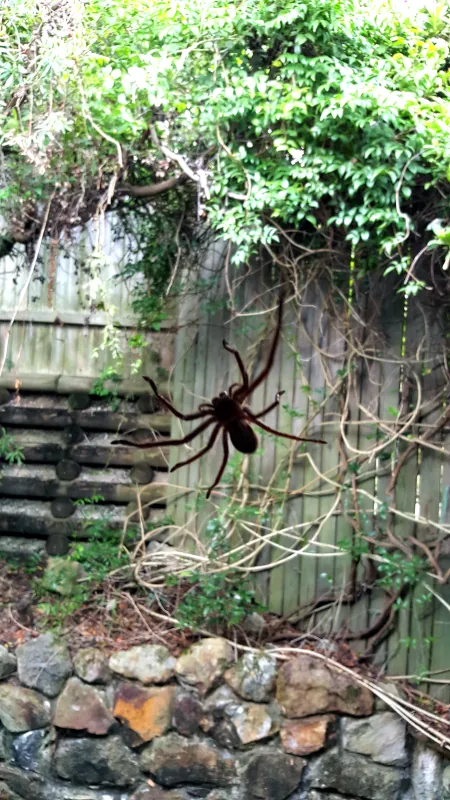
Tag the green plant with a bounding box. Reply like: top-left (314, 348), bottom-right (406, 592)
top-left (34, 496), bottom-right (137, 628)
top-left (90, 365), bottom-right (122, 411)
top-left (0, 0), bottom-right (448, 296)
top-left (0, 428), bottom-right (24, 465)
top-left (171, 570), bottom-right (261, 632)
top-left (376, 548), bottom-right (428, 597)
top-left (166, 514), bottom-right (263, 632)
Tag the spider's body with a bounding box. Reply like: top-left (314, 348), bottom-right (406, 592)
top-left (113, 294), bottom-right (326, 498)
top-left (210, 392), bottom-right (241, 422)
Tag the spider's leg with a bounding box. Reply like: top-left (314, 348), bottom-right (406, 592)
top-left (234, 293), bottom-right (284, 402)
top-left (247, 391), bottom-right (285, 419)
top-left (170, 423), bottom-right (221, 472)
top-left (246, 414), bottom-right (326, 444)
top-left (142, 376), bottom-right (210, 421)
top-left (112, 417), bottom-right (215, 449)
top-left (205, 429), bottom-right (230, 499)
top-left (222, 340), bottom-right (249, 391)
top-left (229, 383), bottom-right (243, 397)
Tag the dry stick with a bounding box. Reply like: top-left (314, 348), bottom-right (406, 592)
top-left (0, 192), bottom-right (54, 378)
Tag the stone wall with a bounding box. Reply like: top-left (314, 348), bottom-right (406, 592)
top-left (0, 634), bottom-right (447, 800)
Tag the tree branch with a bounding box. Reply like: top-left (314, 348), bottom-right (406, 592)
top-left (117, 174), bottom-right (188, 198)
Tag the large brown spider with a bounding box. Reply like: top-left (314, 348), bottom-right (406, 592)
top-left (113, 295), bottom-right (326, 498)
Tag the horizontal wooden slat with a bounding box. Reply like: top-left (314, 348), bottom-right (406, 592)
top-left (0, 374), bottom-right (169, 397)
top-left (0, 395), bottom-right (171, 434)
top-left (0, 465), bottom-right (167, 504)
top-left (0, 310), bottom-right (143, 327)
top-left (0, 499), bottom-right (164, 537)
top-left (5, 430), bottom-right (170, 468)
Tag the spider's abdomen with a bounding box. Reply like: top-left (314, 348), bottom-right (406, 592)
top-left (228, 420), bottom-right (258, 454)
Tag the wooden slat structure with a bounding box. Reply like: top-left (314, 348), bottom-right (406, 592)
top-left (168, 266), bottom-right (450, 695)
top-left (0, 216), bottom-right (174, 393)
top-left (0, 389), bottom-right (171, 554)
top-left (0, 218), bottom-right (174, 555)
top-left (0, 223), bottom-right (448, 691)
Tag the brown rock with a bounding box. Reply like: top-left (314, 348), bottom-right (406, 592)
top-left (114, 683), bottom-right (175, 745)
top-left (280, 715), bottom-right (334, 755)
top-left (140, 733), bottom-right (237, 787)
top-left (172, 691), bottom-right (203, 736)
top-left (176, 638), bottom-right (233, 695)
top-left (276, 654), bottom-right (373, 718)
top-left (130, 787), bottom-right (185, 800)
top-left (53, 677), bottom-right (114, 735)
top-left (0, 685), bottom-right (51, 733)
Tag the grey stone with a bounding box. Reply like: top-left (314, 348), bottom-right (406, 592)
top-left (54, 736), bottom-right (140, 787)
top-left (207, 792), bottom-right (241, 800)
top-left (307, 747), bottom-right (403, 799)
top-left (0, 764), bottom-right (130, 800)
top-left (140, 733), bottom-right (236, 787)
top-left (200, 684), bottom-right (279, 747)
top-left (17, 634), bottom-right (72, 697)
top-left (374, 681), bottom-right (404, 712)
top-left (411, 741), bottom-right (442, 800)
top-left (241, 748), bottom-right (305, 800)
top-left (0, 686), bottom-right (51, 733)
top-left (0, 729), bottom-right (15, 765)
top-left (442, 763), bottom-right (450, 799)
top-left (0, 538), bottom-right (45, 561)
top-left (11, 729), bottom-right (52, 775)
top-left (109, 645), bottom-right (176, 685)
top-left (73, 648), bottom-right (111, 684)
top-left (0, 647), bottom-right (16, 680)
top-left (176, 639), bottom-right (233, 695)
top-left (203, 685), bottom-right (239, 711)
top-left (0, 778), bottom-right (22, 800)
top-left (224, 701), bottom-right (278, 744)
top-left (243, 612), bottom-right (266, 636)
top-left (342, 712), bottom-right (408, 765)
top-left (224, 652), bottom-right (277, 703)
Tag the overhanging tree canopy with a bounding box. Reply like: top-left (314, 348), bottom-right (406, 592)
top-left (0, 0), bottom-right (449, 296)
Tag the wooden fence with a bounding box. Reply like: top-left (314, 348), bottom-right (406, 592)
top-left (0, 220), bottom-right (173, 557)
top-left (168, 263), bottom-right (450, 698)
top-left (0, 218), bottom-right (174, 393)
top-left (0, 226), bottom-right (448, 696)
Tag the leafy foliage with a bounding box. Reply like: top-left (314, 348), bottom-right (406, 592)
top-left (0, 428), bottom-right (24, 465)
top-left (0, 0), bottom-right (449, 291)
top-left (33, 496), bottom-right (136, 629)
top-left (166, 515), bottom-right (262, 632)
